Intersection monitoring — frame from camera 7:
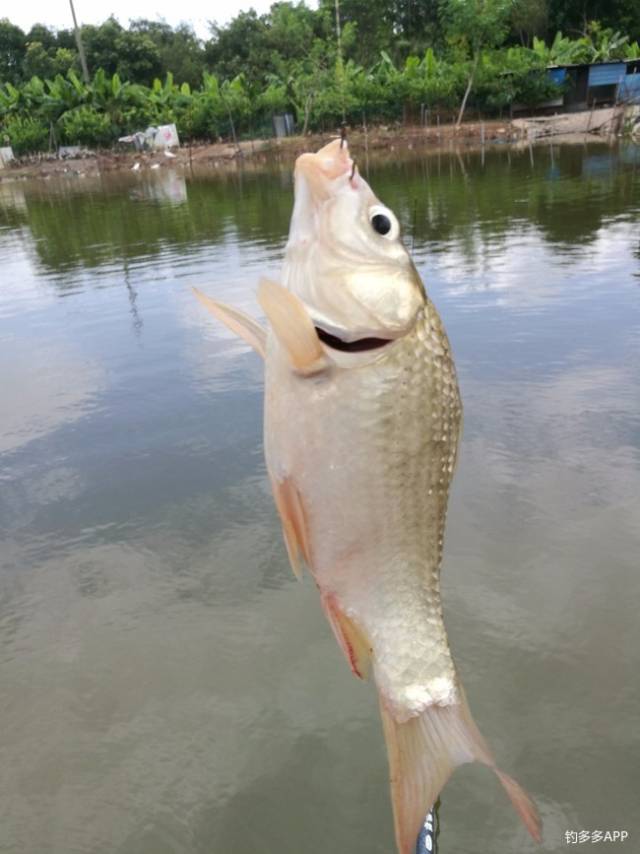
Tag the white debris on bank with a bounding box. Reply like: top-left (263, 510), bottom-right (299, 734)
top-left (513, 106), bottom-right (632, 139)
top-left (118, 124), bottom-right (180, 151)
top-left (0, 147), bottom-right (15, 168)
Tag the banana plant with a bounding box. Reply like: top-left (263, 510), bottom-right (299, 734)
top-left (86, 69), bottom-right (145, 131)
top-left (590, 28), bottom-right (629, 62)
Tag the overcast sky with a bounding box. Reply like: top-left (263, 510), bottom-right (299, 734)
top-left (7, 0), bottom-right (316, 40)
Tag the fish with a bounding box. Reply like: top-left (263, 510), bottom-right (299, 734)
top-left (194, 138), bottom-right (542, 852)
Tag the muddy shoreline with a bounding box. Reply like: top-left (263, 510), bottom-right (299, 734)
top-left (1, 121), bottom-right (526, 181)
top-left (1, 112), bottom-right (630, 183)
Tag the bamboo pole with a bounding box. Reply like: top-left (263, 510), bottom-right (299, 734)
top-left (69, 0), bottom-right (90, 84)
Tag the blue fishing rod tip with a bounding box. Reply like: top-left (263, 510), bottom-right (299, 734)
top-left (416, 809), bottom-right (437, 854)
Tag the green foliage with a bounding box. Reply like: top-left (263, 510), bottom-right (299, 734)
top-left (205, 11), bottom-right (270, 86)
top-left (548, 0), bottom-right (640, 43)
top-left (1, 113), bottom-right (48, 153)
top-left (476, 46), bottom-right (560, 109)
top-left (23, 42), bottom-right (56, 80)
top-left (258, 79), bottom-right (289, 115)
top-left (404, 49), bottom-right (466, 107)
top-left (130, 21), bottom-right (204, 89)
top-left (0, 8), bottom-right (639, 153)
top-left (626, 41), bottom-right (640, 60)
top-left (532, 31), bottom-right (593, 64)
top-left (588, 22), bottom-right (630, 61)
top-left (441, 0), bottom-right (515, 124)
top-left (59, 105), bottom-right (113, 146)
top-left (442, 0), bottom-right (514, 57)
top-left (0, 18), bottom-right (26, 84)
top-left (511, 0), bottom-right (548, 46)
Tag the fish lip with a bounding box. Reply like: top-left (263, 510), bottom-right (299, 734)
top-left (295, 138), bottom-right (353, 186)
top-left (314, 325), bottom-right (393, 353)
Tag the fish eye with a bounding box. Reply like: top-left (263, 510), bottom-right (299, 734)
top-left (369, 206), bottom-right (398, 240)
top-left (372, 213), bottom-right (391, 235)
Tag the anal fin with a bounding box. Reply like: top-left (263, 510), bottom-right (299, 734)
top-left (192, 288), bottom-right (267, 358)
top-left (271, 476), bottom-right (311, 580)
top-left (378, 690), bottom-right (541, 854)
top-left (322, 593), bottom-right (372, 680)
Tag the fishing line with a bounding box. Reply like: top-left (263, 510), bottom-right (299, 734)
top-left (411, 197), bottom-right (418, 253)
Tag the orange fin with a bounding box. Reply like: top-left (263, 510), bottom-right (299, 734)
top-left (192, 288), bottom-right (267, 358)
top-left (322, 593), bottom-right (372, 680)
top-left (379, 691), bottom-right (541, 854)
top-left (271, 476), bottom-right (311, 580)
top-left (257, 278), bottom-right (327, 375)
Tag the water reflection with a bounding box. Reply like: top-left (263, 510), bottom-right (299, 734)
top-left (130, 170), bottom-right (188, 206)
top-left (123, 260), bottom-right (144, 338)
top-left (0, 142), bottom-right (638, 854)
top-left (0, 144), bottom-right (637, 278)
top-left (0, 337), bottom-right (104, 455)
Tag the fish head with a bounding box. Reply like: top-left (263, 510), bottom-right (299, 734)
top-left (283, 138), bottom-right (425, 351)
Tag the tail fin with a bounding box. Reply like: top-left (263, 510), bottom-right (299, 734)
top-left (378, 691), bottom-right (541, 854)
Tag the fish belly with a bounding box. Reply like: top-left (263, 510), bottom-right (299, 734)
top-left (264, 307), bottom-right (463, 719)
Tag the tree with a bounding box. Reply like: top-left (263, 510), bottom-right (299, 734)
top-left (114, 30), bottom-right (162, 85)
top-left (0, 19), bottom-right (26, 84)
top-left (81, 18), bottom-right (125, 78)
top-left (205, 3), bottom-right (329, 90)
top-left (547, 0), bottom-right (640, 41)
top-left (320, 0), bottom-right (395, 66)
top-left (80, 18), bottom-right (165, 86)
top-left (393, 0), bottom-right (444, 55)
top-left (318, 0), bottom-right (444, 66)
top-left (54, 29), bottom-right (78, 52)
top-left (130, 20), bottom-right (205, 88)
top-left (267, 2), bottom-right (318, 64)
top-left (22, 42), bottom-right (55, 79)
top-left (205, 11), bottom-right (271, 86)
top-left (25, 24), bottom-right (57, 52)
top-left (440, 0), bottom-right (513, 126)
top-left (510, 0), bottom-right (547, 46)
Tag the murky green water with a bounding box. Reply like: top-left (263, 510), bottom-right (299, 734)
top-left (1, 142), bottom-right (639, 854)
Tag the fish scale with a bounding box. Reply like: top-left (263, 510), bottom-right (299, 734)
top-left (264, 304), bottom-right (462, 719)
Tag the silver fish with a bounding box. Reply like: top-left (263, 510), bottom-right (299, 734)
top-left (195, 138), bottom-right (541, 852)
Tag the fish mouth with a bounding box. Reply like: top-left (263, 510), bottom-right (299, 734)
top-left (314, 326), bottom-right (393, 353)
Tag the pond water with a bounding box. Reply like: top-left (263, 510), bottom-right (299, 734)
top-left (0, 141), bottom-right (639, 854)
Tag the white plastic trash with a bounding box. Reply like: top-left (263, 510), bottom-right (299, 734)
top-left (153, 124), bottom-right (179, 149)
top-left (0, 146), bottom-right (15, 167)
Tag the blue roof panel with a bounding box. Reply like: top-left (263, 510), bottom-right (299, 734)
top-left (588, 63), bottom-right (626, 86)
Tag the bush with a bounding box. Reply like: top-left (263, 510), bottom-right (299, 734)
top-left (1, 115), bottom-right (49, 154)
top-left (59, 106), bottom-right (114, 147)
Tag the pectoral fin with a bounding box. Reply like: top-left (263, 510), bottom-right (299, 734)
top-left (192, 288), bottom-right (267, 358)
top-left (378, 688), bottom-right (541, 854)
top-left (322, 593), bottom-right (372, 680)
top-left (271, 475), bottom-right (312, 580)
top-left (257, 278), bottom-right (327, 375)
